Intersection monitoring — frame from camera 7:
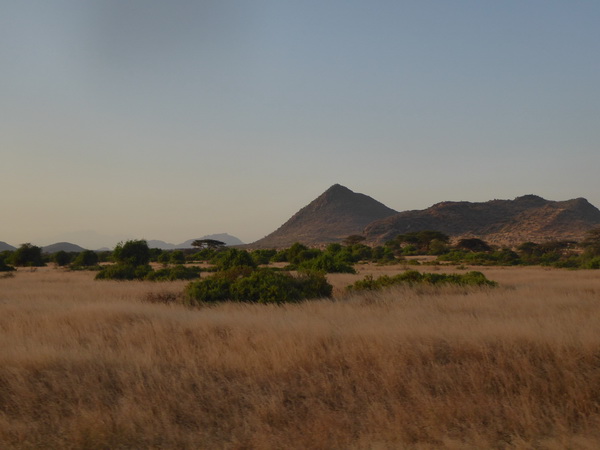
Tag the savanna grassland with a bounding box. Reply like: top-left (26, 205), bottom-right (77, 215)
top-left (1, 265), bottom-right (600, 449)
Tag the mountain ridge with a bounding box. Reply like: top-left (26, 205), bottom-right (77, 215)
top-left (364, 194), bottom-right (600, 245)
top-left (251, 184), bottom-right (397, 248)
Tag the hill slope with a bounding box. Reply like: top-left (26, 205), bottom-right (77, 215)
top-left (0, 241), bottom-right (16, 251)
top-left (42, 242), bottom-right (88, 253)
top-left (364, 195), bottom-right (600, 245)
top-left (252, 184), bottom-right (397, 248)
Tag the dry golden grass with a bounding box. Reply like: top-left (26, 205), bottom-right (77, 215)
top-left (1, 265), bottom-right (600, 448)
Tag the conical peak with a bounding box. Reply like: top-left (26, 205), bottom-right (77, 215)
top-left (324, 184), bottom-right (353, 195)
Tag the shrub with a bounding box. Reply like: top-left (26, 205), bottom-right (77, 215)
top-left (95, 264), bottom-right (153, 281)
top-left (71, 250), bottom-right (99, 268)
top-left (348, 270), bottom-right (497, 292)
top-left (10, 243), bottom-right (45, 267)
top-left (53, 250), bottom-right (73, 267)
top-left (145, 265), bottom-right (201, 281)
top-left (297, 253), bottom-right (356, 273)
top-left (184, 273), bottom-right (234, 304)
top-left (185, 268), bottom-right (332, 305)
top-left (212, 248), bottom-right (257, 271)
top-left (251, 249), bottom-right (277, 265)
top-left (169, 250), bottom-right (186, 265)
top-left (113, 240), bottom-right (151, 266)
top-left (0, 257), bottom-right (15, 272)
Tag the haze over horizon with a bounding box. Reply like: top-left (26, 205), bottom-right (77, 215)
top-left (3, 1), bottom-right (599, 249)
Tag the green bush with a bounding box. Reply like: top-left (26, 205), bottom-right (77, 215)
top-left (95, 264), bottom-right (153, 281)
top-left (212, 248), bottom-right (257, 271)
top-left (0, 256), bottom-right (15, 272)
top-left (113, 240), bottom-right (151, 266)
top-left (169, 250), bottom-right (186, 265)
top-left (185, 268), bottom-right (332, 305)
top-left (297, 252), bottom-right (356, 273)
top-left (251, 249), bottom-right (277, 265)
top-left (145, 265), bottom-right (201, 281)
top-left (53, 250), bottom-right (73, 267)
top-left (71, 250), bottom-right (99, 268)
top-left (348, 270), bottom-right (497, 292)
top-left (10, 243), bottom-right (45, 267)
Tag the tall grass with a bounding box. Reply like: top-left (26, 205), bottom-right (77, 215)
top-left (0, 266), bottom-right (599, 448)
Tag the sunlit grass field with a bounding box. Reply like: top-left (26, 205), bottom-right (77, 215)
top-left (1, 265), bottom-right (600, 448)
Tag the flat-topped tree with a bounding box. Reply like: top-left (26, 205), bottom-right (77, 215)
top-left (192, 239), bottom-right (226, 250)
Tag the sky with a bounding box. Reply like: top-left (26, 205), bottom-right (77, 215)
top-left (2, 1), bottom-right (599, 249)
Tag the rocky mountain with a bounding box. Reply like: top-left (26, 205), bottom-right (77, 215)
top-left (364, 195), bottom-right (600, 246)
top-left (251, 184), bottom-right (397, 248)
top-left (0, 241), bottom-right (16, 251)
top-left (42, 242), bottom-right (88, 253)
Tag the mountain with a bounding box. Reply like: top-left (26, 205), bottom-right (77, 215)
top-left (147, 240), bottom-right (177, 250)
top-left (364, 195), bottom-right (600, 246)
top-left (251, 184), bottom-right (397, 248)
top-left (0, 241), bottom-right (16, 251)
top-left (177, 234), bottom-right (244, 248)
top-left (42, 242), bottom-right (88, 253)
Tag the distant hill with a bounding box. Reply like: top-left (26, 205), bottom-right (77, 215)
top-left (147, 240), bottom-right (177, 250)
top-left (0, 241), bottom-right (16, 251)
top-left (364, 195), bottom-right (600, 246)
top-left (251, 184), bottom-right (397, 248)
top-left (42, 242), bottom-right (87, 253)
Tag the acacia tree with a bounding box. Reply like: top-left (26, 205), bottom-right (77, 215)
top-left (456, 238), bottom-right (492, 252)
top-left (191, 239), bottom-right (226, 250)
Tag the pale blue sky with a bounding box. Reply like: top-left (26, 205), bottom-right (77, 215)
top-left (2, 1), bottom-right (599, 248)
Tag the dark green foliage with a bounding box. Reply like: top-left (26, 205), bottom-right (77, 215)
top-left (95, 264), bottom-right (153, 280)
top-left (456, 238), bottom-right (492, 252)
top-left (371, 246), bottom-right (396, 262)
top-left (428, 239), bottom-right (450, 255)
top-left (149, 248), bottom-right (163, 262)
top-left (53, 250), bottom-right (73, 267)
top-left (113, 240), bottom-right (151, 266)
top-left (297, 252), bottom-right (356, 273)
top-left (10, 243), bottom-right (45, 267)
top-left (439, 249), bottom-right (520, 266)
top-left (0, 253), bottom-right (15, 272)
top-left (393, 231), bottom-right (450, 254)
top-left (251, 249), bottom-right (277, 265)
top-left (188, 248), bottom-right (217, 262)
top-left (212, 248), bottom-right (257, 271)
top-left (169, 250), bottom-right (186, 265)
top-left (348, 270), bottom-right (497, 292)
top-left (185, 268), bottom-right (332, 305)
top-left (71, 250), bottom-right (99, 268)
top-left (157, 252), bottom-right (171, 265)
top-left (582, 257), bottom-right (600, 269)
top-left (145, 265), bottom-right (201, 281)
top-left (95, 251), bottom-right (113, 263)
top-left (581, 227), bottom-right (600, 257)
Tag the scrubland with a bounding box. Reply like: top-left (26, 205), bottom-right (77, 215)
top-left (1, 265), bottom-right (600, 449)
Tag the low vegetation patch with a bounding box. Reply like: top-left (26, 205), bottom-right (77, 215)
top-left (185, 268), bottom-right (332, 305)
top-left (348, 270), bottom-right (497, 292)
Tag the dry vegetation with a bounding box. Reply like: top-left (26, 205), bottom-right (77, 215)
top-left (1, 265), bottom-right (600, 448)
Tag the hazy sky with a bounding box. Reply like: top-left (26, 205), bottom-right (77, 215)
top-left (2, 1), bottom-right (599, 248)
